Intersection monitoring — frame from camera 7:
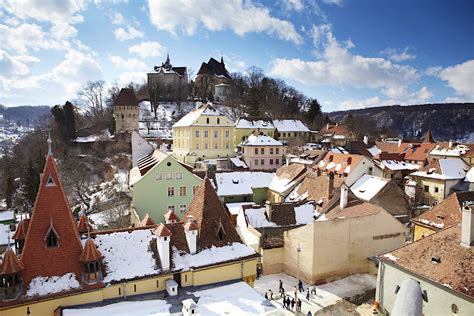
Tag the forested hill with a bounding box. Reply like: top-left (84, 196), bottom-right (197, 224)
top-left (327, 103), bottom-right (474, 142)
top-left (0, 105), bottom-right (51, 126)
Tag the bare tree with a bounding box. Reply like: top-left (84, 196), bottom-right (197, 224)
top-left (78, 80), bottom-right (106, 118)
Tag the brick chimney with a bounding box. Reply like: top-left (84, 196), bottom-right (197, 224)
top-left (327, 172), bottom-right (334, 199)
top-left (461, 203), bottom-right (474, 247)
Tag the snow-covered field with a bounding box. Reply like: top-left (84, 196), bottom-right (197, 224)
top-left (63, 299), bottom-right (171, 316)
top-left (254, 273), bottom-right (376, 315)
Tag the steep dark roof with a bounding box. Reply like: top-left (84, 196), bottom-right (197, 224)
top-left (182, 177), bottom-right (241, 250)
top-left (196, 57), bottom-right (231, 79)
top-left (114, 88), bottom-right (138, 107)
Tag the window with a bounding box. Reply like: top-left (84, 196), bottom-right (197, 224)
top-left (214, 143), bottom-right (218, 149)
top-left (204, 130), bottom-right (209, 138)
top-left (195, 130), bottom-right (200, 137)
top-left (368, 167), bottom-right (373, 175)
top-left (261, 159), bottom-right (264, 165)
top-left (46, 174), bottom-right (56, 186)
top-left (155, 173), bottom-right (163, 180)
top-left (195, 142), bottom-right (199, 149)
top-left (255, 159), bottom-right (259, 165)
top-left (180, 186), bottom-right (187, 196)
top-left (276, 148), bottom-right (280, 155)
top-left (45, 225), bottom-right (59, 248)
top-left (275, 158), bottom-right (280, 165)
top-left (270, 159), bottom-right (274, 165)
top-left (166, 172), bottom-right (172, 180)
top-left (424, 185), bottom-right (429, 192)
top-left (206, 118), bottom-right (209, 124)
top-left (167, 187), bottom-right (174, 197)
top-left (225, 130), bottom-right (230, 138)
top-left (193, 186), bottom-right (200, 194)
top-left (260, 148), bottom-right (264, 154)
top-left (175, 172), bottom-right (182, 179)
top-left (294, 132), bottom-right (297, 137)
top-left (168, 205), bottom-right (175, 211)
top-left (270, 148), bottom-right (274, 155)
top-left (179, 205), bottom-right (186, 213)
top-left (225, 142), bottom-right (230, 149)
top-left (434, 187), bottom-right (439, 193)
top-left (214, 130), bottom-right (218, 138)
top-left (254, 148), bottom-right (258, 155)
top-left (217, 118), bottom-right (220, 124)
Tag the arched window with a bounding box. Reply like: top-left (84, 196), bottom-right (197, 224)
top-left (44, 223), bottom-right (60, 248)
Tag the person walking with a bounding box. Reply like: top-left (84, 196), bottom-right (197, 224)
top-left (286, 297), bottom-right (291, 310)
top-left (268, 289), bottom-right (273, 300)
top-left (298, 280), bottom-right (304, 292)
top-left (291, 298), bottom-right (296, 310)
top-left (297, 299), bottom-right (302, 312)
top-left (311, 286), bottom-right (317, 295)
top-left (279, 279), bottom-right (283, 292)
top-left (281, 286), bottom-right (285, 298)
top-left (306, 289), bottom-right (310, 300)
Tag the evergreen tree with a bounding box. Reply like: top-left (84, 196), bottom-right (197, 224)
top-left (63, 101), bottom-right (76, 140)
top-left (23, 158), bottom-right (37, 205)
top-left (4, 174), bottom-right (14, 208)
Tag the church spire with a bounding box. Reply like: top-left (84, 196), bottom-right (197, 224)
top-left (47, 129), bottom-right (52, 156)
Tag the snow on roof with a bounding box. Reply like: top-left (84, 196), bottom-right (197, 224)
top-left (193, 281), bottom-right (273, 315)
top-left (172, 242), bottom-right (256, 270)
top-left (26, 273), bottom-right (80, 297)
top-left (225, 202), bottom-right (255, 216)
top-left (381, 160), bottom-right (421, 171)
top-left (294, 203), bottom-right (316, 224)
top-left (350, 175), bottom-right (390, 201)
top-left (229, 157), bottom-right (248, 168)
top-left (241, 134), bottom-right (282, 146)
top-left (173, 104), bottom-right (229, 127)
top-left (411, 158), bottom-right (468, 180)
top-left (63, 299), bottom-right (171, 316)
top-left (235, 118), bottom-right (274, 129)
top-left (93, 230), bottom-right (159, 283)
top-left (245, 207), bottom-right (276, 228)
top-left (465, 167), bottom-right (474, 182)
top-left (367, 145), bottom-right (381, 157)
top-left (273, 120), bottom-right (310, 132)
top-left (430, 144), bottom-right (470, 157)
top-left (0, 210), bottom-right (14, 222)
top-left (215, 172), bottom-right (274, 196)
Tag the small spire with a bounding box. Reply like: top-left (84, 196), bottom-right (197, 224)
top-left (47, 129), bottom-right (52, 156)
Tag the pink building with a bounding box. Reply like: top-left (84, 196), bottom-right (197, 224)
top-left (241, 132), bottom-right (287, 170)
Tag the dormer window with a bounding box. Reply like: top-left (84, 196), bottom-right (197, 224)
top-left (216, 220), bottom-right (226, 241)
top-left (44, 224), bottom-right (60, 248)
top-left (46, 174), bottom-right (56, 187)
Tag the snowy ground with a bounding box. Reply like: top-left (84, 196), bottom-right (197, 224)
top-left (254, 273), bottom-right (376, 315)
top-left (63, 281), bottom-right (276, 316)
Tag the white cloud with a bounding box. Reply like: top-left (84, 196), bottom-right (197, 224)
top-left (425, 66), bottom-right (442, 76)
top-left (283, 0), bottom-right (304, 11)
top-left (0, 50), bottom-right (31, 76)
top-left (0, 22), bottom-right (69, 54)
top-left (322, 0), bottom-right (343, 6)
top-left (108, 11), bottom-right (125, 25)
top-left (109, 55), bottom-right (147, 71)
top-left (117, 71), bottom-right (147, 86)
top-left (51, 22), bottom-right (78, 39)
top-left (128, 41), bottom-right (165, 58)
top-left (270, 24), bottom-right (419, 90)
top-left (381, 47), bottom-right (416, 62)
top-left (147, 0), bottom-right (303, 44)
top-left (1, 0), bottom-right (86, 22)
top-left (438, 60), bottom-right (474, 99)
top-left (114, 26), bottom-right (144, 41)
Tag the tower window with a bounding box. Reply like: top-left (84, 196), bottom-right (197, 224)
top-left (46, 174), bottom-right (56, 186)
top-left (44, 225), bottom-right (60, 248)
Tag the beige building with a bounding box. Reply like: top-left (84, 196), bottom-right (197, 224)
top-left (376, 205), bottom-right (473, 315)
top-left (235, 117), bottom-right (276, 144)
top-left (241, 132), bottom-right (287, 170)
top-left (147, 54), bottom-right (188, 89)
top-left (113, 88), bottom-right (139, 133)
top-left (172, 103), bottom-right (235, 165)
top-left (273, 120), bottom-right (310, 145)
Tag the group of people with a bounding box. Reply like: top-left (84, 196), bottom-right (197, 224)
top-left (262, 279), bottom-right (319, 314)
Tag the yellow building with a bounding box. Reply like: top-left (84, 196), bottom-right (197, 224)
top-left (411, 191), bottom-right (474, 241)
top-left (235, 117), bottom-right (276, 144)
top-left (172, 103), bottom-right (235, 165)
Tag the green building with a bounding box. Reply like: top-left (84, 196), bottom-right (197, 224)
top-left (130, 150), bottom-right (203, 223)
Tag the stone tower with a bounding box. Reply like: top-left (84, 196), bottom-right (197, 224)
top-left (113, 88), bottom-right (139, 134)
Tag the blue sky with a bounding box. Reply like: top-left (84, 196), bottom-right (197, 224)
top-left (0, 0), bottom-right (473, 112)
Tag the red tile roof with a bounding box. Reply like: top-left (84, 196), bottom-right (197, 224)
top-left (164, 209), bottom-right (179, 222)
top-left (320, 124), bottom-right (351, 137)
top-left (314, 153), bottom-right (364, 175)
top-left (141, 213), bottom-right (156, 227)
top-left (79, 239), bottom-right (102, 262)
top-left (77, 216), bottom-right (93, 234)
top-left (182, 177), bottom-right (241, 250)
top-left (113, 88), bottom-right (138, 107)
top-left (12, 218), bottom-right (30, 240)
top-left (20, 155), bottom-right (84, 287)
top-left (325, 199), bottom-right (383, 220)
top-left (182, 220), bottom-right (199, 231)
top-left (154, 224), bottom-right (171, 237)
top-left (1, 247), bottom-right (24, 275)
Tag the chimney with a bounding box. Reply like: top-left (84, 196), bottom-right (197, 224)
top-left (363, 136), bottom-right (369, 145)
top-left (154, 224), bottom-right (171, 270)
top-left (449, 139), bottom-right (453, 148)
top-left (326, 123), bottom-right (329, 130)
top-left (265, 201), bottom-right (272, 221)
top-left (461, 203), bottom-right (474, 247)
top-left (184, 215), bottom-right (198, 254)
top-left (347, 157), bottom-right (352, 165)
top-left (398, 139), bottom-right (402, 147)
top-left (327, 172), bottom-right (334, 198)
top-left (340, 185), bottom-right (348, 209)
top-left (328, 154), bottom-right (333, 162)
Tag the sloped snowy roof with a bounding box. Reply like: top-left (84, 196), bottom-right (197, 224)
top-left (241, 134), bottom-right (282, 146)
top-left (225, 202), bottom-right (255, 215)
top-left (229, 157), bottom-right (248, 168)
top-left (245, 207), bottom-right (276, 228)
top-left (235, 118), bottom-right (274, 129)
top-left (173, 104), bottom-right (229, 127)
top-left (350, 175), bottom-right (390, 201)
top-left (367, 145), bottom-right (382, 157)
top-left (430, 144), bottom-right (470, 157)
top-left (381, 160), bottom-right (421, 171)
top-left (273, 120), bottom-right (310, 132)
top-left (215, 172), bottom-right (274, 196)
top-left (465, 167), bottom-right (474, 182)
top-left (26, 273), bottom-right (80, 297)
top-left (411, 158), bottom-right (468, 180)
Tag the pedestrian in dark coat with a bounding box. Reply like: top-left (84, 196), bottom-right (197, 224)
top-left (286, 297), bottom-right (291, 309)
top-left (297, 299), bottom-right (302, 311)
top-left (298, 280), bottom-right (304, 292)
top-left (306, 289), bottom-right (310, 300)
top-left (291, 298), bottom-right (296, 310)
top-left (279, 279), bottom-right (283, 291)
top-left (264, 292), bottom-right (268, 300)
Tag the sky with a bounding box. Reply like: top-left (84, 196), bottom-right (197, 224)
top-left (0, 0), bottom-right (473, 112)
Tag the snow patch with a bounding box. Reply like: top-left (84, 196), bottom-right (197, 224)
top-left (27, 273), bottom-right (80, 297)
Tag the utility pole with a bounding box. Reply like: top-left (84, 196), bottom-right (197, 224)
top-left (295, 244), bottom-right (301, 315)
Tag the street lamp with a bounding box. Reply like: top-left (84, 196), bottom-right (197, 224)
top-left (295, 244), bottom-right (301, 314)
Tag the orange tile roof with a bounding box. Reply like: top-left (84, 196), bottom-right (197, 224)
top-left (381, 225), bottom-right (473, 297)
top-left (314, 153), bottom-right (364, 175)
top-left (1, 247), bottom-right (24, 275)
top-left (20, 155), bottom-right (84, 287)
top-left (398, 142), bottom-right (436, 162)
top-left (77, 216), bottom-right (93, 234)
top-left (182, 220), bottom-right (199, 231)
top-left (154, 224), bottom-right (171, 237)
top-left (12, 218), bottom-right (30, 240)
top-left (141, 213), bottom-right (156, 226)
top-left (79, 239), bottom-right (102, 262)
top-left (164, 209), bottom-right (179, 222)
top-left (320, 124), bottom-right (350, 136)
top-left (325, 199), bottom-right (383, 220)
top-left (412, 191), bottom-right (474, 230)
